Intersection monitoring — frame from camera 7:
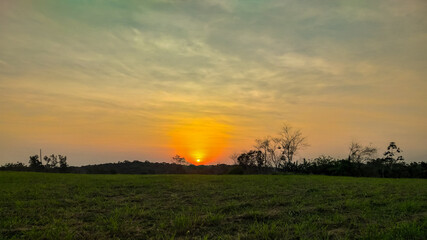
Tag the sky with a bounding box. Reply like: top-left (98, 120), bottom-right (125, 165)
top-left (0, 0), bottom-right (426, 166)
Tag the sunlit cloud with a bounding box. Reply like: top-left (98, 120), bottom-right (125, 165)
top-left (0, 0), bottom-right (426, 165)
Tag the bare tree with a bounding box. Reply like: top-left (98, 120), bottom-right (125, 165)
top-left (269, 137), bottom-right (283, 169)
top-left (348, 141), bottom-right (377, 163)
top-left (254, 136), bottom-right (285, 169)
top-left (277, 123), bottom-right (308, 165)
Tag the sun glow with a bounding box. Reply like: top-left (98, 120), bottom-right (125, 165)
top-left (170, 118), bottom-right (231, 165)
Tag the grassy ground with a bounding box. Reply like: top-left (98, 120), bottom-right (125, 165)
top-left (0, 172), bottom-right (426, 239)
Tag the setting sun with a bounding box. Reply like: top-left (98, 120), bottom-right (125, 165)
top-left (0, 1), bottom-right (425, 238)
top-left (169, 118), bottom-right (231, 165)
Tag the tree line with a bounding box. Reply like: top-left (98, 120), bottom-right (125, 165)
top-left (228, 124), bottom-right (425, 178)
top-left (1, 154), bottom-right (425, 178)
top-left (1, 153), bottom-right (68, 172)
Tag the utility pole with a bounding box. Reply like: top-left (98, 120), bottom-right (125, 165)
top-left (40, 149), bottom-right (42, 162)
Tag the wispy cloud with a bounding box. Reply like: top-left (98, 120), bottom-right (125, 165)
top-left (1, 0), bottom-right (426, 164)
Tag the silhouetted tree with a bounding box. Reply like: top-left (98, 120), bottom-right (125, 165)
top-left (255, 137), bottom-right (271, 166)
top-left (348, 142), bottom-right (377, 176)
top-left (253, 150), bottom-right (265, 167)
top-left (59, 155), bottom-right (68, 169)
top-left (237, 152), bottom-right (251, 167)
top-left (348, 142), bottom-right (377, 163)
top-left (277, 123), bottom-right (308, 165)
top-left (269, 137), bottom-right (283, 169)
top-left (44, 154), bottom-right (58, 168)
top-left (237, 150), bottom-right (263, 168)
top-left (43, 155), bottom-right (51, 167)
top-left (29, 155), bottom-right (43, 169)
top-left (172, 154), bottom-right (187, 165)
top-left (384, 142), bottom-right (404, 172)
top-left (254, 136), bottom-right (285, 169)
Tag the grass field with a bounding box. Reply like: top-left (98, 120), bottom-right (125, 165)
top-left (0, 172), bottom-right (426, 239)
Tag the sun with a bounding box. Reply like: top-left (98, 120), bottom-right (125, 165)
top-left (169, 118), bottom-right (231, 165)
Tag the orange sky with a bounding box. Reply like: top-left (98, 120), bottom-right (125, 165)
top-left (169, 118), bottom-right (231, 165)
top-left (0, 1), bottom-right (426, 165)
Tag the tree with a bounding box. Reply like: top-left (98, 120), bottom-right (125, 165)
top-left (59, 155), bottom-right (68, 169)
top-left (44, 154), bottom-right (58, 168)
top-left (384, 142), bottom-right (404, 170)
top-left (236, 150), bottom-right (263, 168)
top-left (253, 150), bottom-right (265, 167)
top-left (171, 154), bottom-right (187, 165)
top-left (29, 155), bottom-right (43, 169)
top-left (254, 136), bottom-right (282, 170)
top-left (255, 137), bottom-right (271, 167)
top-left (252, 123), bottom-right (308, 170)
top-left (43, 155), bottom-right (51, 167)
top-left (348, 141), bottom-right (377, 163)
top-left (277, 123), bottom-right (308, 165)
top-left (269, 137), bottom-right (283, 169)
top-left (237, 152), bottom-right (251, 167)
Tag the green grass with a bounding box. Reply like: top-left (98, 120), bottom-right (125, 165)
top-left (0, 172), bottom-right (426, 239)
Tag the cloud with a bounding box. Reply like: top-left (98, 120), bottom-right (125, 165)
top-left (0, 0), bottom-right (426, 164)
